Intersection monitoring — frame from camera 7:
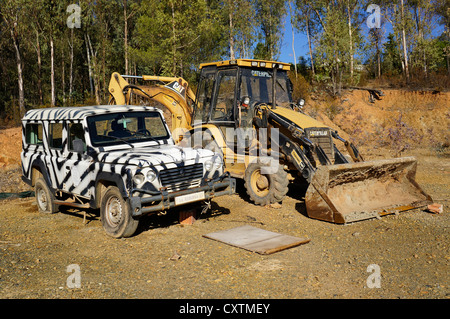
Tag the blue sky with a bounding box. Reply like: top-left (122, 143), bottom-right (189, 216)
top-left (278, 9), bottom-right (391, 65)
top-left (278, 13), bottom-right (309, 64)
top-left (277, 9), bottom-right (446, 65)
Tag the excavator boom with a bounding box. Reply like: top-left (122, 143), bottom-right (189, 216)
top-left (108, 72), bottom-right (194, 136)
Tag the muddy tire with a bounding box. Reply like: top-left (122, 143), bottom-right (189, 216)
top-left (100, 186), bottom-right (139, 238)
top-left (244, 161), bottom-right (289, 206)
top-left (35, 178), bottom-right (58, 214)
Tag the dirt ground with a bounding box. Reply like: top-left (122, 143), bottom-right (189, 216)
top-left (0, 89), bottom-right (449, 300)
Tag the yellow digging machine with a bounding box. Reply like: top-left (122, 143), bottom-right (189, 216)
top-left (108, 59), bottom-right (432, 224)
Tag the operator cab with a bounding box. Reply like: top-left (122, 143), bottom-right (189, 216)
top-left (192, 59), bottom-right (293, 148)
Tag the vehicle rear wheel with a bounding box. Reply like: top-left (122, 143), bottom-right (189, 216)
top-left (100, 186), bottom-right (139, 238)
top-left (35, 177), bottom-right (58, 214)
top-left (244, 161), bottom-right (289, 206)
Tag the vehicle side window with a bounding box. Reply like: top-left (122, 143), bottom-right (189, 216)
top-left (25, 123), bottom-right (43, 145)
top-left (49, 123), bottom-right (63, 149)
top-left (68, 123), bottom-right (86, 152)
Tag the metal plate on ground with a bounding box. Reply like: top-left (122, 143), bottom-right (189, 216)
top-left (203, 225), bottom-right (310, 255)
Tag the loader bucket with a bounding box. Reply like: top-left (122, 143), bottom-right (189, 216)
top-left (305, 156), bottom-right (432, 224)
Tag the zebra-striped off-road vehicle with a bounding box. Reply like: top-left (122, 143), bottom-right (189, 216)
top-left (21, 105), bottom-right (235, 238)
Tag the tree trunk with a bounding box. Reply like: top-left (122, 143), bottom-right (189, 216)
top-left (10, 28), bottom-right (25, 117)
top-left (85, 33), bottom-right (94, 97)
top-left (305, 15), bottom-right (315, 77)
top-left (69, 28), bottom-right (74, 103)
top-left (102, 38), bottom-right (107, 101)
top-left (86, 34), bottom-right (100, 105)
top-left (347, 0), bottom-right (354, 81)
top-left (269, 11), bottom-right (274, 60)
top-left (377, 43), bottom-right (381, 79)
top-left (123, 0), bottom-right (129, 74)
top-left (171, 2), bottom-right (177, 75)
top-left (400, 0), bottom-right (410, 82)
top-left (50, 35), bottom-right (56, 106)
top-left (289, 1), bottom-right (297, 78)
top-left (229, 6), bottom-right (235, 60)
top-left (62, 46), bottom-right (65, 105)
top-left (36, 31), bottom-right (43, 105)
top-left (447, 25), bottom-right (450, 76)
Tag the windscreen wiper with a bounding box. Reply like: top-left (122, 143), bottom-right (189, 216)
top-left (97, 135), bottom-right (135, 149)
top-left (133, 132), bottom-right (162, 145)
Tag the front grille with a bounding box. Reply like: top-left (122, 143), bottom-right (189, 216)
top-left (159, 163), bottom-right (204, 191)
top-left (305, 127), bottom-right (334, 164)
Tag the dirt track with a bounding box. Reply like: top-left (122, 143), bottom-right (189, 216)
top-left (0, 89), bottom-right (449, 300)
top-left (0, 147), bottom-right (448, 300)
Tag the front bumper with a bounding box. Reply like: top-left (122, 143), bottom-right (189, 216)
top-left (128, 173), bottom-right (236, 217)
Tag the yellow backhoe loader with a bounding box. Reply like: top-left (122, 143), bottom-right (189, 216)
top-left (108, 59), bottom-right (432, 224)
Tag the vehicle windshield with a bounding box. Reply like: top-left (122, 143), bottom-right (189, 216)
top-left (87, 111), bottom-right (170, 147)
top-left (240, 68), bottom-right (292, 108)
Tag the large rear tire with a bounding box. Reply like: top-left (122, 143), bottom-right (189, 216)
top-left (244, 161), bottom-right (289, 206)
top-left (100, 186), bottom-right (139, 238)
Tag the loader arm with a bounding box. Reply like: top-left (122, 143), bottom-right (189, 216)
top-left (252, 104), bottom-right (338, 181)
top-left (252, 104), bottom-right (432, 224)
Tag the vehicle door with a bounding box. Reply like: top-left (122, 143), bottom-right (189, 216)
top-left (46, 121), bottom-right (67, 190)
top-left (192, 66), bottom-right (216, 126)
top-left (61, 121), bottom-right (94, 198)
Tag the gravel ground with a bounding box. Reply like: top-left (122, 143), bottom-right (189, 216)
top-left (0, 149), bottom-right (448, 301)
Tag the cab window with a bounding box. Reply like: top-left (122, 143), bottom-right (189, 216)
top-left (193, 70), bottom-right (215, 124)
top-left (210, 69), bottom-right (237, 122)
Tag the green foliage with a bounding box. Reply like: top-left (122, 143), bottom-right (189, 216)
top-left (0, 0), bottom-right (449, 119)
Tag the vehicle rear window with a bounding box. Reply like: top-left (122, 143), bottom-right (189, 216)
top-left (25, 123), bottom-right (44, 145)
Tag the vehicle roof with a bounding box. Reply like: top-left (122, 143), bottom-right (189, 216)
top-left (22, 105), bottom-right (161, 121)
top-left (199, 59), bottom-right (291, 71)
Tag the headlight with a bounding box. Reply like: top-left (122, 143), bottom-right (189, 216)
top-left (213, 156), bottom-right (222, 170)
top-left (146, 170), bottom-right (157, 182)
top-left (205, 160), bottom-right (213, 171)
top-left (132, 173), bottom-right (145, 185)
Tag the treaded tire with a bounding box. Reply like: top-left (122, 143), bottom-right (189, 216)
top-left (244, 161), bottom-right (289, 206)
top-left (100, 186), bottom-right (139, 238)
top-left (35, 177), bottom-right (58, 214)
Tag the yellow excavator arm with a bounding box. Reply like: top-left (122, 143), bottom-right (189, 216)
top-left (108, 72), bottom-right (195, 136)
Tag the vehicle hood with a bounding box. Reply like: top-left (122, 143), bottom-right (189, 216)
top-left (96, 145), bottom-right (215, 167)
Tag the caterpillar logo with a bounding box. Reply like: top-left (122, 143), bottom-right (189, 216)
top-left (309, 130), bottom-right (328, 137)
top-left (165, 81), bottom-right (186, 98)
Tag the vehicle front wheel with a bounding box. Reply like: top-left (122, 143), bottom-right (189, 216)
top-left (100, 186), bottom-right (139, 238)
top-left (244, 161), bottom-right (289, 206)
